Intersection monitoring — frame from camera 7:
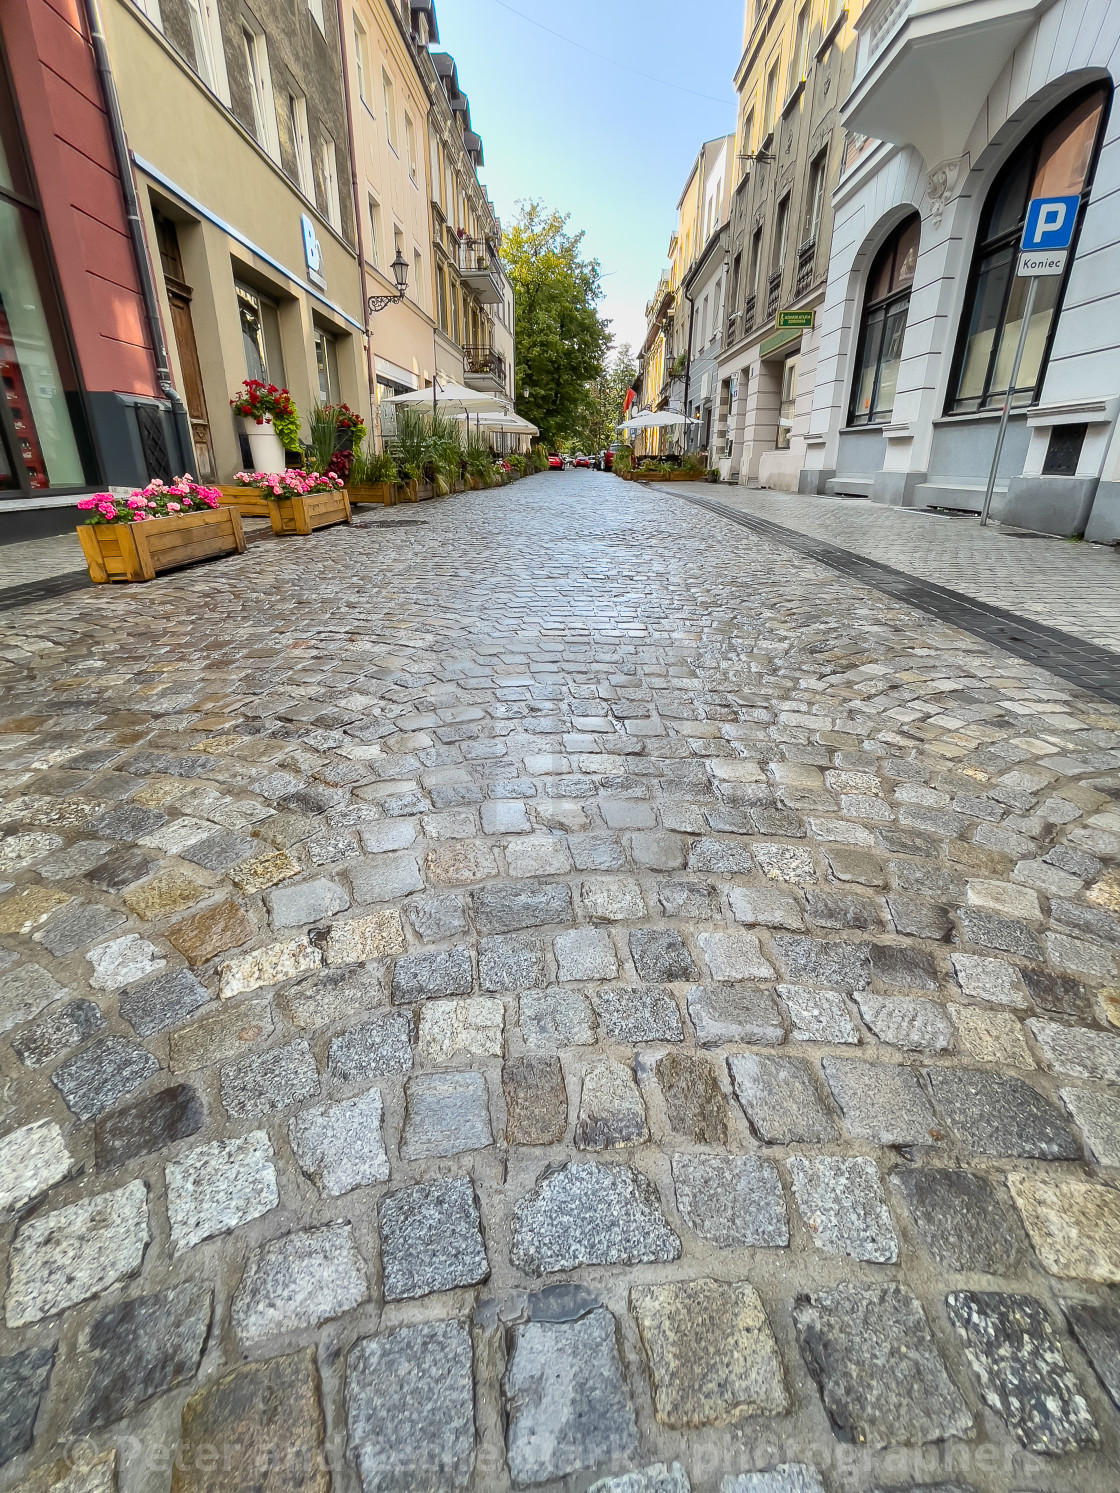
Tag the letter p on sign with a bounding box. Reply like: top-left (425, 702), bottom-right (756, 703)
top-left (1022, 195), bottom-right (1080, 251)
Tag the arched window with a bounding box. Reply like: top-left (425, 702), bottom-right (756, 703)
top-left (947, 83), bottom-right (1110, 414)
top-left (848, 214), bottom-right (920, 425)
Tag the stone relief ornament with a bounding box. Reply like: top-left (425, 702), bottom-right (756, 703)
top-left (926, 156), bottom-right (968, 226)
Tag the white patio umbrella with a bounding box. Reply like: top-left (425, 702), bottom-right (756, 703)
top-left (386, 380), bottom-right (510, 416)
top-left (616, 410), bottom-right (698, 431)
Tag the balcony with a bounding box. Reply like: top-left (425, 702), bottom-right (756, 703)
top-left (726, 310), bottom-right (738, 344)
top-left (456, 237), bottom-right (504, 305)
top-left (795, 241), bottom-right (817, 298)
top-left (766, 270), bottom-right (782, 321)
top-left (741, 294), bottom-right (756, 338)
top-left (844, 0), bottom-right (1053, 169)
top-left (462, 345), bottom-right (506, 393)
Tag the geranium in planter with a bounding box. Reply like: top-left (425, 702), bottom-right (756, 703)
top-left (230, 380), bottom-right (301, 474)
top-left (76, 477), bottom-right (243, 583)
top-left (244, 468), bottom-right (352, 536)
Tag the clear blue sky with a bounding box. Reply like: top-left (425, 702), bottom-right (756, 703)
top-left (433, 0), bottom-right (742, 357)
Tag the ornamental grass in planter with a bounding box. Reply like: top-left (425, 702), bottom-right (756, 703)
top-left (245, 470), bottom-right (352, 535)
top-left (77, 479), bottom-right (243, 583)
top-left (347, 444), bottom-right (398, 506)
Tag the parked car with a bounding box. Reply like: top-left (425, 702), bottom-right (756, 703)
top-left (547, 453), bottom-right (563, 470)
top-left (573, 454), bottom-right (590, 468)
top-left (598, 449), bottom-right (614, 471)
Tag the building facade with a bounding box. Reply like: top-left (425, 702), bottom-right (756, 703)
top-left (793, 0), bottom-right (1120, 540)
top-left (715, 0), bottom-right (861, 486)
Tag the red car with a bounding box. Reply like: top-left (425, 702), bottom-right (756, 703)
top-left (547, 453), bottom-right (563, 470)
top-left (573, 454), bottom-right (591, 467)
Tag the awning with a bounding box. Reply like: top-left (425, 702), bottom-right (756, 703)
top-left (387, 381), bottom-right (510, 416)
top-left (617, 410), bottom-right (698, 431)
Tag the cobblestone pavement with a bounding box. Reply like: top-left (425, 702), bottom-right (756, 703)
top-left (2, 468), bottom-right (1120, 1493)
top-left (697, 486), bottom-right (1120, 654)
top-left (0, 535), bottom-right (87, 591)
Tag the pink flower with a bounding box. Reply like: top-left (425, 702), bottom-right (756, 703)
top-left (166, 502), bottom-right (181, 512)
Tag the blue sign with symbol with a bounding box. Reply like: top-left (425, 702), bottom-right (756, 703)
top-left (1021, 195), bottom-right (1079, 251)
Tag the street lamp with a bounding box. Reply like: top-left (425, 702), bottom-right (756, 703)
top-left (367, 249), bottom-right (409, 315)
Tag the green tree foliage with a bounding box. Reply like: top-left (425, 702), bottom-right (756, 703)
top-left (502, 201), bottom-right (611, 448)
top-left (573, 343), bottom-right (638, 455)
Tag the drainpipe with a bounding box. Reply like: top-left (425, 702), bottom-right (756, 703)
top-left (334, 0), bottom-right (380, 445)
top-left (81, 0), bottom-right (192, 476)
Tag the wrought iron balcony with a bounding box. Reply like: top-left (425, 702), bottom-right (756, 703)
top-left (741, 294), bottom-right (756, 337)
top-left (795, 241), bottom-right (817, 299)
top-left (766, 270), bottom-right (782, 320)
top-left (463, 345), bottom-right (506, 391)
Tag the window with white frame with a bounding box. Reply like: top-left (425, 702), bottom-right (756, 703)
top-left (405, 113), bottom-right (417, 183)
top-left (288, 94), bottom-right (313, 197)
top-left (382, 69), bottom-right (397, 151)
top-left (131, 0), bottom-right (163, 29)
top-left (788, 2), bottom-right (810, 94)
top-left (321, 132), bottom-right (342, 231)
top-left (802, 147), bottom-right (827, 246)
top-left (314, 327), bottom-right (340, 403)
top-left (367, 195), bottom-right (382, 268)
top-left (413, 249), bottom-right (423, 307)
top-left (242, 25), bottom-right (279, 160)
top-left (763, 56), bottom-right (780, 137)
top-left (186, 0), bottom-right (229, 102)
top-left (308, 0), bottom-right (325, 32)
top-left (352, 14), bottom-right (369, 104)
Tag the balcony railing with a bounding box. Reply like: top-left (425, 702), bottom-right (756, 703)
top-left (463, 345), bottom-right (506, 385)
top-left (726, 311), bottom-right (738, 344)
top-left (741, 294), bottom-right (756, 337)
top-left (795, 240), bottom-right (817, 298)
top-left (766, 270), bottom-right (782, 320)
top-left (455, 237), bottom-right (504, 305)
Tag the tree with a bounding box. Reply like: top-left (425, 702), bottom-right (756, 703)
top-left (573, 343), bottom-right (637, 455)
top-left (501, 201), bottom-right (611, 448)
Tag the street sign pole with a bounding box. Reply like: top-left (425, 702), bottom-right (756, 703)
top-left (978, 276), bottom-right (1037, 528)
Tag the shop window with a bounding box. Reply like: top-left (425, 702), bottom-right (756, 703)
top-left (847, 213), bottom-right (919, 425)
top-left (947, 84), bottom-right (1110, 414)
top-left (777, 354), bottom-right (798, 448)
top-left (235, 281), bottom-right (284, 387)
top-left (314, 328), bottom-right (340, 404)
top-left (0, 62), bottom-right (92, 494)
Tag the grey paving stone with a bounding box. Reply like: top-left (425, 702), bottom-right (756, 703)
top-left (554, 927), bottom-right (618, 981)
top-left (0, 1345), bottom-right (54, 1465)
top-left (1020, 966), bottom-right (1093, 1019)
top-left (471, 879), bottom-right (573, 933)
top-left (391, 947), bottom-right (473, 1002)
top-left (69, 1282), bottom-right (211, 1432)
top-left (379, 1176), bottom-right (489, 1301)
top-left (86, 933), bottom-right (166, 990)
top-left (884, 895), bottom-right (952, 941)
top-left (671, 1153), bottom-right (788, 1247)
top-left (592, 985), bottom-right (683, 1042)
top-left (728, 1053), bottom-right (836, 1144)
top-left (728, 885), bottom-right (804, 929)
top-left (119, 968), bottom-right (209, 1038)
top-left (581, 875), bottom-right (647, 921)
top-left (266, 876), bottom-right (349, 929)
top-left (926, 1067), bottom-right (1080, 1159)
top-left (957, 909), bottom-right (1043, 960)
top-left (0, 1118), bottom-right (73, 1214)
top-left (752, 842), bottom-right (818, 884)
top-left (779, 985), bottom-right (858, 1044)
top-left (504, 1054), bottom-right (567, 1144)
top-left (281, 964), bottom-right (383, 1031)
top-left (688, 837), bottom-right (755, 873)
top-left (12, 997), bottom-right (103, 1067)
top-left (1062, 1297), bottom-right (1120, 1411)
top-left (870, 943), bottom-right (939, 990)
top-left (346, 1320), bottom-right (474, 1490)
top-left (787, 1156), bottom-right (898, 1262)
top-left (51, 1035), bottom-right (159, 1120)
top-left (570, 831), bottom-right (627, 871)
top-left (510, 1160), bottom-right (680, 1273)
top-left (1059, 1085), bottom-right (1120, 1166)
top-left (407, 892), bottom-right (468, 942)
top-left (328, 1013), bottom-right (413, 1080)
top-left (400, 1071), bottom-right (493, 1158)
top-left (629, 928), bottom-right (698, 982)
top-left (1, 961), bottom-right (68, 1034)
top-left (232, 1222), bottom-right (367, 1342)
top-left (588, 1464), bottom-right (691, 1493)
top-left (181, 829), bottom-right (256, 871)
top-left (92, 803), bottom-right (167, 842)
top-left (658, 878), bottom-right (720, 919)
top-left (520, 986), bottom-right (596, 1048)
top-left (505, 1308), bottom-right (638, 1483)
top-left (94, 1083), bottom-right (204, 1170)
top-left (853, 992), bottom-right (953, 1052)
top-left (478, 933), bottom-right (546, 991)
top-left (575, 1058), bottom-right (647, 1149)
top-left (794, 1284), bottom-right (973, 1447)
top-left (686, 984), bottom-right (785, 1045)
top-left (1027, 1019), bottom-right (1120, 1082)
top-left (772, 935), bottom-right (871, 991)
top-left (945, 1291), bottom-right (1097, 1453)
top-left (821, 1056), bottom-right (937, 1146)
top-left (656, 1051), bottom-right (728, 1143)
top-left (347, 854), bottom-right (424, 904)
top-left (696, 931), bottom-right (775, 981)
top-left (951, 953), bottom-right (1028, 1007)
top-left (6, 1178), bottom-right (149, 1326)
top-left (220, 1038), bottom-right (320, 1119)
top-left (289, 1087), bottom-right (389, 1195)
top-left (721, 1468), bottom-right (826, 1493)
top-left (806, 889), bottom-right (885, 931)
top-left (165, 1131), bottom-right (278, 1253)
top-left (891, 1167), bottom-right (1023, 1273)
top-left (33, 901), bottom-right (126, 956)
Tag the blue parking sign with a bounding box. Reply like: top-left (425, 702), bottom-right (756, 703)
top-left (1021, 195), bottom-right (1079, 251)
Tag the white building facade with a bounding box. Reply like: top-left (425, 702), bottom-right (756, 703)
top-left (794, 0), bottom-right (1120, 538)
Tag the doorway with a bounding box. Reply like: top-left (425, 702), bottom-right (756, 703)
top-left (154, 211), bottom-right (214, 478)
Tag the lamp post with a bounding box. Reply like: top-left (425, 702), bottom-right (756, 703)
top-left (367, 249), bottom-right (409, 315)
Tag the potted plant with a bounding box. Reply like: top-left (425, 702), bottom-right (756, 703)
top-left (464, 433), bottom-right (493, 490)
top-left (348, 444), bottom-right (398, 505)
top-left (244, 469), bottom-right (352, 535)
top-left (389, 407), bottom-right (432, 501)
top-left (230, 380), bottom-right (301, 474)
top-left (76, 477), bottom-right (242, 583)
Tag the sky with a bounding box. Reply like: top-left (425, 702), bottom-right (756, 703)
top-left (432, 0), bottom-right (743, 358)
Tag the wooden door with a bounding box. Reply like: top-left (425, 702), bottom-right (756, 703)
top-left (154, 212), bottom-right (214, 478)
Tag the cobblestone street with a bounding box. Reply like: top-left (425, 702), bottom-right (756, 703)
top-left (4, 467), bottom-right (1120, 1493)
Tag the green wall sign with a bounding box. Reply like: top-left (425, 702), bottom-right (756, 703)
top-left (776, 310), bottom-right (814, 328)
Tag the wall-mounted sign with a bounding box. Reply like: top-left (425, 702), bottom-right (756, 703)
top-left (776, 309), bottom-right (814, 329)
top-left (301, 214), bottom-right (326, 289)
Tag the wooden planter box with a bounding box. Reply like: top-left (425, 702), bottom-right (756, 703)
top-left (219, 484), bottom-right (270, 518)
top-left (348, 482), bottom-right (395, 506)
top-left (268, 489), bottom-right (352, 536)
top-left (467, 475), bottom-right (482, 491)
top-left (78, 507), bottom-right (245, 584)
top-left (414, 481), bottom-right (434, 502)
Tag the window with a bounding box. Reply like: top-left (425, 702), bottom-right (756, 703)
top-left (947, 83), bottom-right (1110, 414)
top-left (314, 328), bottom-right (340, 403)
top-left (289, 94), bottom-right (313, 197)
top-left (777, 354), bottom-right (799, 448)
top-left (739, 107), bottom-right (754, 174)
top-left (235, 282), bottom-right (284, 386)
top-left (352, 14), bottom-right (369, 104)
top-left (848, 214), bottom-right (920, 425)
top-left (748, 226), bottom-right (763, 294)
top-left (308, 0), bottom-right (325, 32)
top-left (321, 132), bottom-right (342, 231)
top-left (382, 69), bottom-right (397, 150)
top-left (763, 57), bottom-right (780, 137)
top-left (405, 113), bottom-right (417, 182)
top-left (131, 0), bottom-right (163, 28)
top-left (436, 262), bottom-right (448, 332)
top-left (367, 194), bottom-right (382, 268)
top-left (413, 249), bottom-right (423, 306)
top-left (186, 0), bottom-right (228, 101)
top-left (802, 148), bottom-right (827, 246)
top-left (788, 3), bottom-right (810, 93)
top-left (772, 194), bottom-right (790, 272)
top-left (699, 295), bottom-right (709, 346)
top-left (393, 225), bottom-right (405, 263)
top-left (242, 26), bottom-right (279, 160)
